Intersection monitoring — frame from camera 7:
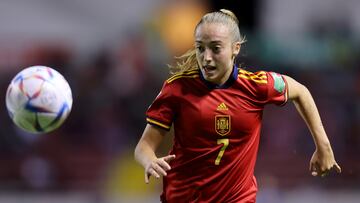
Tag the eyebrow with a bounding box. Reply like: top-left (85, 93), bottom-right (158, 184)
top-left (195, 40), bottom-right (223, 44)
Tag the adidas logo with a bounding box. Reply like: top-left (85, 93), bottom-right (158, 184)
top-left (217, 102), bottom-right (228, 111)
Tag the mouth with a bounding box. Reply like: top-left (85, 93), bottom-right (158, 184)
top-left (202, 65), bottom-right (216, 73)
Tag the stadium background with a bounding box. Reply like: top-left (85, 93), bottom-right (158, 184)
top-left (0, 0), bottom-right (359, 202)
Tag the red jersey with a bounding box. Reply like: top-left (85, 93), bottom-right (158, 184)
top-left (146, 66), bottom-right (287, 203)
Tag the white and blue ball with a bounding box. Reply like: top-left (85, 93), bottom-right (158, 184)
top-left (6, 66), bottom-right (73, 134)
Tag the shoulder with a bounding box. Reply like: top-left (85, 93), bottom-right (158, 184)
top-left (238, 69), bottom-right (268, 85)
top-left (238, 68), bottom-right (285, 86)
top-left (237, 68), bottom-right (284, 100)
top-left (157, 69), bottom-right (200, 97)
top-left (166, 69), bottom-right (200, 84)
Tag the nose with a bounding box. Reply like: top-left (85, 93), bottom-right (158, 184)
top-left (203, 49), bottom-right (212, 63)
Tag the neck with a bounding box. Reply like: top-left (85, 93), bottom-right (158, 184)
top-left (216, 65), bottom-right (234, 85)
top-left (200, 65), bottom-right (237, 90)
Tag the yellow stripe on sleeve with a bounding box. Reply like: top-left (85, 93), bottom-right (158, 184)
top-left (239, 70), bottom-right (267, 79)
top-left (146, 118), bottom-right (171, 130)
top-left (167, 70), bottom-right (199, 83)
top-left (238, 70), bottom-right (268, 84)
top-left (167, 74), bottom-right (199, 83)
top-left (239, 74), bottom-right (268, 84)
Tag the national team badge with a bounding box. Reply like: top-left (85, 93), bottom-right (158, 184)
top-left (270, 72), bottom-right (285, 93)
top-left (215, 115), bottom-right (231, 136)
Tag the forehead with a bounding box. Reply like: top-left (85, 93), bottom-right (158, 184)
top-left (195, 23), bottom-right (231, 43)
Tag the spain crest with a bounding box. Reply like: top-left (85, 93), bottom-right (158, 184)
top-left (215, 115), bottom-right (231, 136)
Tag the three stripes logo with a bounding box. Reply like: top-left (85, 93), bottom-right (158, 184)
top-left (217, 102), bottom-right (228, 111)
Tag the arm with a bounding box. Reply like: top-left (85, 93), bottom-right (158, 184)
top-left (284, 75), bottom-right (341, 177)
top-left (134, 124), bottom-right (176, 183)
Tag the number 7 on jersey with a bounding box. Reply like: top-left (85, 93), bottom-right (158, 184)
top-left (215, 138), bottom-right (229, 165)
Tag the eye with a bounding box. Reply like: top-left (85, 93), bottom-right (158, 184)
top-left (212, 46), bottom-right (221, 53)
top-left (196, 46), bottom-right (205, 53)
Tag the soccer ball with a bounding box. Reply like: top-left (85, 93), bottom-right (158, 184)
top-left (5, 66), bottom-right (73, 134)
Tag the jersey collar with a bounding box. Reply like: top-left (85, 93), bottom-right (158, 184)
top-left (199, 65), bottom-right (238, 89)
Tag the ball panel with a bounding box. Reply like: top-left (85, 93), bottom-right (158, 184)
top-left (21, 76), bottom-right (45, 99)
top-left (12, 108), bottom-right (37, 133)
top-left (6, 81), bottom-right (28, 114)
top-left (37, 112), bottom-right (64, 133)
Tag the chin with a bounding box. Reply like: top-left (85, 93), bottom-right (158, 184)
top-left (204, 75), bottom-right (220, 84)
top-left (201, 70), bottom-right (221, 83)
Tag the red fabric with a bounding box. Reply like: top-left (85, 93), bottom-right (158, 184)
top-left (146, 68), bottom-right (287, 202)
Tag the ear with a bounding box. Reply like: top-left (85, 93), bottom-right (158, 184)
top-left (232, 42), bottom-right (241, 57)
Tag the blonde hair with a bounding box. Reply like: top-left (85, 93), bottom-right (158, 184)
top-left (169, 9), bottom-right (246, 75)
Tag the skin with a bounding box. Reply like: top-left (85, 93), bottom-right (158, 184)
top-left (285, 76), bottom-right (341, 177)
top-left (195, 23), bottom-right (240, 86)
top-left (134, 21), bottom-right (341, 184)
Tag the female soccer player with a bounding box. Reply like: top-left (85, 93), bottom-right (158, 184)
top-left (135, 9), bottom-right (341, 202)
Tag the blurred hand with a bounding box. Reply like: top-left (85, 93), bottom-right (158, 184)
top-left (309, 147), bottom-right (341, 177)
top-left (145, 154), bottom-right (176, 184)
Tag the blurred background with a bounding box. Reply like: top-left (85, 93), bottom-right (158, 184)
top-left (0, 0), bottom-right (359, 202)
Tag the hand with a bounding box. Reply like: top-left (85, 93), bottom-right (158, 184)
top-left (145, 154), bottom-right (176, 184)
top-left (309, 147), bottom-right (341, 177)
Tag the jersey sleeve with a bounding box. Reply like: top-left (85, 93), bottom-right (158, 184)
top-left (146, 81), bottom-right (176, 131)
top-left (265, 71), bottom-right (288, 105)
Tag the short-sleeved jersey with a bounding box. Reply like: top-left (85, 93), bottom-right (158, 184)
top-left (146, 66), bottom-right (287, 203)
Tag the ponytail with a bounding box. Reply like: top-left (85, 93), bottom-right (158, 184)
top-left (168, 48), bottom-right (198, 75)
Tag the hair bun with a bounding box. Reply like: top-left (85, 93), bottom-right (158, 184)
top-left (220, 9), bottom-right (239, 25)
